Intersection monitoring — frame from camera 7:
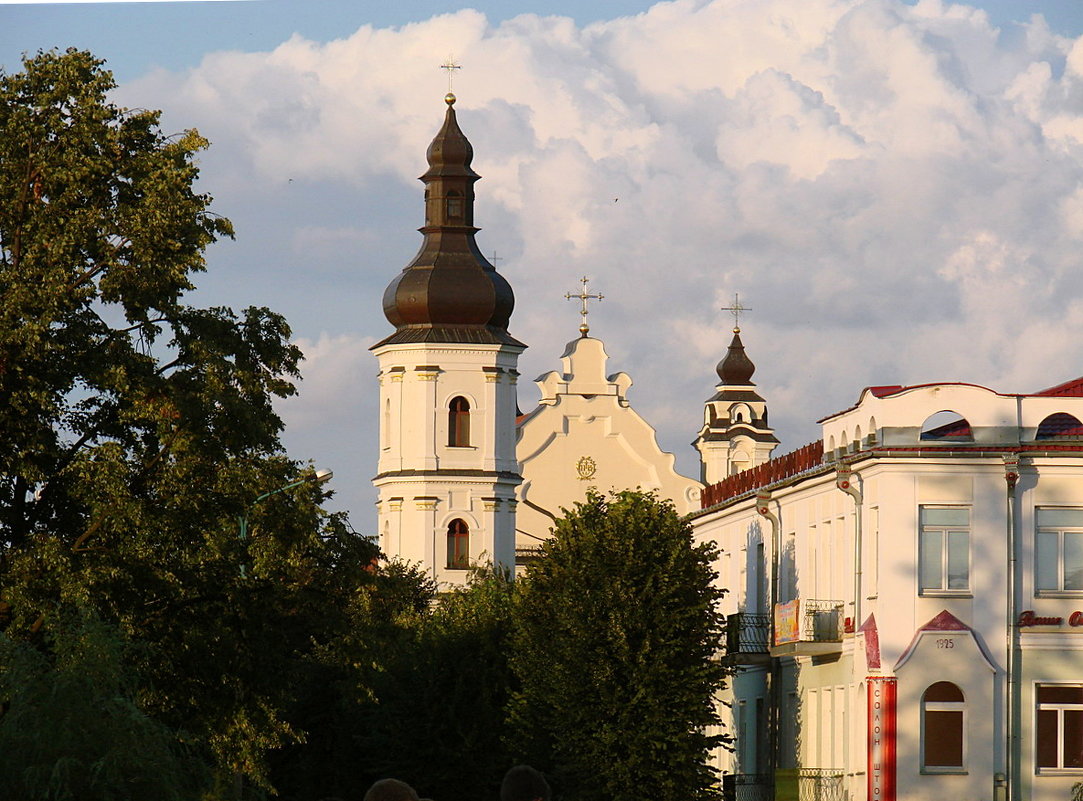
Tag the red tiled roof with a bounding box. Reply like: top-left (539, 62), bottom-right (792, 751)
top-left (1035, 376), bottom-right (1083, 397)
top-left (701, 440), bottom-right (825, 509)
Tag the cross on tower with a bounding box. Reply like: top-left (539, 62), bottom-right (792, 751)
top-left (565, 276), bottom-right (604, 337)
top-left (440, 55), bottom-right (461, 101)
top-left (721, 293), bottom-right (750, 333)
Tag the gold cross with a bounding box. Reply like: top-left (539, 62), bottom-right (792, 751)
top-left (721, 293), bottom-right (750, 333)
top-left (565, 276), bottom-right (603, 336)
top-left (440, 55), bottom-right (461, 95)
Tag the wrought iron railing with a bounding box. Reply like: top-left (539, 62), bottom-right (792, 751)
top-left (725, 612), bottom-right (772, 656)
top-left (801, 600), bottom-right (843, 642)
top-left (797, 769), bottom-right (847, 801)
top-left (775, 769), bottom-right (849, 801)
top-left (722, 773), bottom-right (773, 801)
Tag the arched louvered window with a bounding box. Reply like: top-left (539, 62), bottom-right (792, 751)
top-left (447, 519), bottom-right (469, 569)
top-left (922, 681), bottom-right (965, 771)
top-left (446, 190), bottom-right (463, 221)
top-left (449, 396), bottom-right (470, 447)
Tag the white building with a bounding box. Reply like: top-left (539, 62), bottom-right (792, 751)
top-left (693, 377), bottom-right (1083, 801)
top-left (370, 97), bottom-right (1083, 800)
top-left (373, 94), bottom-right (524, 587)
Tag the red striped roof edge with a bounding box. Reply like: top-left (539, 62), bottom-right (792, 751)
top-left (701, 440), bottom-right (825, 509)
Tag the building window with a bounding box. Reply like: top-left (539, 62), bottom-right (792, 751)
top-left (919, 507), bottom-right (970, 594)
top-left (1036, 684), bottom-right (1083, 771)
top-left (448, 396), bottom-right (470, 447)
top-left (447, 519), bottom-right (469, 570)
top-left (1036, 508), bottom-right (1083, 594)
top-left (445, 190), bottom-right (463, 221)
top-left (922, 681), bottom-right (965, 772)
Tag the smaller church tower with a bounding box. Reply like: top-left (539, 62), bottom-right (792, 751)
top-left (372, 93), bottom-right (524, 587)
top-left (694, 324), bottom-right (779, 484)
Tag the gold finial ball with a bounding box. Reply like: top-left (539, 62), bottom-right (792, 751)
top-left (579, 322), bottom-right (590, 336)
top-left (445, 92), bottom-right (456, 105)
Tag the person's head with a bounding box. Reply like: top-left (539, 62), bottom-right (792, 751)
top-left (364, 779), bottom-right (420, 801)
top-left (500, 765), bottom-right (551, 801)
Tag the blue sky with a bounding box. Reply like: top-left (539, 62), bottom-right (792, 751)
top-left (5, 0), bottom-right (1083, 533)
top-left (4, 1), bottom-right (1083, 81)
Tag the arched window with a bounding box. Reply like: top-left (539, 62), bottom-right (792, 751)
top-left (1036, 413), bottom-right (1083, 440)
top-left (922, 681), bottom-right (965, 771)
top-left (921, 411), bottom-right (973, 442)
top-left (447, 519), bottom-right (469, 569)
top-left (448, 396), bottom-right (470, 447)
top-left (382, 399), bottom-right (390, 449)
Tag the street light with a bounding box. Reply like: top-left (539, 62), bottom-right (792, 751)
top-left (237, 468), bottom-right (333, 576)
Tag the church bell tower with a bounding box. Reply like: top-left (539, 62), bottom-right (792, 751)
top-left (372, 93), bottom-right (524, 586)
top-left (694, 321), bottom-right (778, 484)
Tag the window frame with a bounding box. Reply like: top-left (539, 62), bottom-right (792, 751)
top-left (1035, 508), bottom-right (1083, 597)
top-left (446, 518), bottom-right (470, 570)
top-left (918, 506), bottom-right (971, 596)
top-left (921, 681), bottom-right (966, 774)
top-left (447, 396), bottom-right (471, 448)
top-left (1035, 683), bottom-right (1083, 773)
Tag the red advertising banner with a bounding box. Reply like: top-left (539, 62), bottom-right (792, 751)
top-left (867, 677), bottom-right (897, 801)
top-left (774, 599), bottom-right (800, 645)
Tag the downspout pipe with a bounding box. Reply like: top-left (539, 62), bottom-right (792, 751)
top-left (1003, 454), bottom-right (1020, 801)
top-left (755, 490), bottom-right (781, 785)
top-left (836, 465), bottom-right (863, 630)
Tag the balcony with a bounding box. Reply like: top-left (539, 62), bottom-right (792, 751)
top-left (722, 612), bottom-right (772, 666)
top-left (770, 599), bottom-right (844, 657)
top-left (723, 770), bottom-right (850, 801)
top-left (722, 773), bottom-right (772, 801)
top-left (775, 769), bottom-right (849, 801)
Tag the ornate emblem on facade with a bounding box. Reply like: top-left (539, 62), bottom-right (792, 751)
top-left (576, 456), bottom-right (597, 481)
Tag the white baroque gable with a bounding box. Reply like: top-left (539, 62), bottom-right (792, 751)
top-left (515, 335), bottom-right (702, 554)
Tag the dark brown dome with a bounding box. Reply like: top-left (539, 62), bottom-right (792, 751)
top-left (377, 97), bottom-right (520, 348)
top-left (717, 329), bottom-right (756, 384)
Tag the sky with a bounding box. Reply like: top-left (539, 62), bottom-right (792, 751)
top-left (4, 0), bottom-right (1083, 534)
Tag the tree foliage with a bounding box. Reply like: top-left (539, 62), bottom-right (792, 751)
top-left (0, 49), bottom-right (399, 795)
top-left (355, 566), bottom-right (518, 801)
top-left (0, 612), bottom-right (210, 800)
top-left (509, 490), bottom-right (729, 801)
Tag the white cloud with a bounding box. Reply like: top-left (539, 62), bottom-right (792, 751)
top-left (119, 0), bottom-right (1083, 530)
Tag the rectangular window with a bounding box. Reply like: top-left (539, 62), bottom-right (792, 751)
top-left (919, 507), bottom-right (970, 594)
top-left (1036, 684), bottom-right (1083, 771)
top-left (1036, 508), bottom-right (1083, 594)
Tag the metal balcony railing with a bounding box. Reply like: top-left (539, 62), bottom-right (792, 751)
top-left (773, 599), bottom-right (844, 646)
top-left (775, 769), bottom-right (849, 801)
top-left (801, 601), bottom-right (844, 642)
top-left (725, 612), bottom-right (772, 656)
top-left (722, 773), bottom-right (773, 801)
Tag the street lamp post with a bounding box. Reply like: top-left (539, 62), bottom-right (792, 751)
top-left (237, 468), bottom-right (333, 576)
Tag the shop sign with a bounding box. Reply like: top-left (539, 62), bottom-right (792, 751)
top-left (1017, 610), bottom-right (1083, 627)
top-left (867, 677), bottom-right (897, 801)
top-left (775, 599), bottom-right (800, 644)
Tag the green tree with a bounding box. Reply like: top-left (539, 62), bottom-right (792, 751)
top-left (357, 565), bottom-right (518, 801)
top-left (0, 49), bottom-right (392, 795)
top-left (0, 611), bottom-right (210, 800)
top-left (509, 490), bottom-right (729, 801)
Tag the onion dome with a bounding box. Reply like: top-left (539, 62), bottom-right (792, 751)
top-left (376, 94), bottom-right (522, 348)
top-left (717, 328), bottom-right (756, 385)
